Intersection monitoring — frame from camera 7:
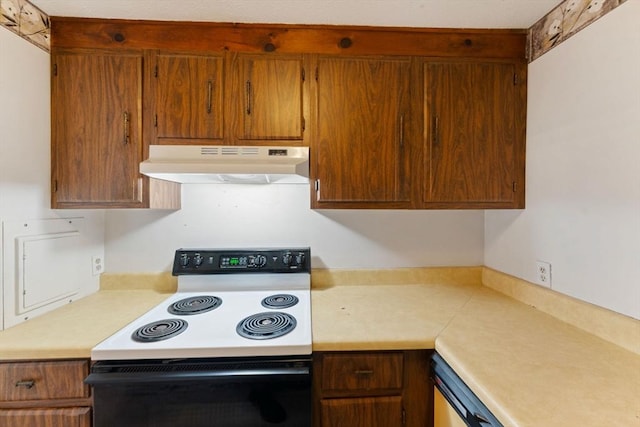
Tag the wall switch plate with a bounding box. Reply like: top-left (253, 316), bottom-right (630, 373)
top-left (536, 261), bottom-right (552, 288)
top-left (92, 256), bottom-right (104, 276)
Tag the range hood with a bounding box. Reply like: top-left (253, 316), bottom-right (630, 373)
top-left (140, 145), bottom-right (309, 184)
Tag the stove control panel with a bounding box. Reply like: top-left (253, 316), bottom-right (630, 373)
top-left (173, 248), bottom-right (311, 275)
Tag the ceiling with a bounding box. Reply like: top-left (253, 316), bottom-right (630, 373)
top-left (29, 0), bottom-right (561, 29)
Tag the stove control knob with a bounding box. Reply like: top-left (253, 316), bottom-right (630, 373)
top-left (179, 253), bottom-right (190, 267)
top-left (282, 252), bottom-right (293, 266)
top-left (255, 255), bottom-right (267, 268)
top-left (295, 253), bottom-right (306, 266)
top-left (193, 253), bottom-right (204, 267)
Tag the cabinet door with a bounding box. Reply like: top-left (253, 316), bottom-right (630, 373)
top-left (235, 54), bottom-right (305, 141)
top-left (320, 396), bottom-right (403, 427)
top-left (424, 62), bottom-right (525, 208)
top-left (52, 52), bottom-right (143, 207)
top-left (0, 408), bottom-right (91, 427)
top-left (314, 57), bottom-right (412, 206)
top-left (155, 53), bottom-right (224, 142)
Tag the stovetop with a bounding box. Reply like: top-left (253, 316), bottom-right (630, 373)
top-left (91, 248), bottom-right (312, 361)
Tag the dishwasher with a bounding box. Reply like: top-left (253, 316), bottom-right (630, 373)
top-left (431, 353), bottom-right (503, 427)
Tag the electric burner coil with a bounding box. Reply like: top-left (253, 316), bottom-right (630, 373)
top-left (131, 319), bottom-right (188, 343)
top-left (236, 312), bottom-right (297, 340)
top-left (168, 295), bottom-right (222, 315)
top-left (261, 294), bottom-right (299, 309)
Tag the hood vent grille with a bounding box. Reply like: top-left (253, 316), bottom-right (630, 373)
top-left (199, 147), bottom-right (262, 156)
top-left (222, 147), bottom-right (259, 156)
top-left (201, 146), bottom-right (218, 155)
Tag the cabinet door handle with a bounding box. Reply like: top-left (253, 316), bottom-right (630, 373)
top-left (354, 370), bottom-right (374, 375)
top-left (399, 113), bottom-right (405, 148)
top-left (432, 115), bottom-right (439, 147)
top-left (246, 80), bottom-right (252, 115)
top-left (15, 379), bottom-right (35, 389)
top-left (123, 111), bottom-right (130, 145)
top-left (206, 80), bottom-right (213, 114)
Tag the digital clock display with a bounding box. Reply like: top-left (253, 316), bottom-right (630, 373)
top-left (220, 256), bottom-right (248, 268)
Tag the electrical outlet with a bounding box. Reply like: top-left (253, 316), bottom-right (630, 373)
top-left (92, 256), bottom-right (104, 276)
top-left (536, 261), bottom-right (552, 288)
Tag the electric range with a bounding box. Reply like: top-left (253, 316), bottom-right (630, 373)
top-left (90, 247), bottom-right (312, 361)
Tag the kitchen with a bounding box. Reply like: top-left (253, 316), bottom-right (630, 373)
top-left (0, 0), bottom-right (639, 426)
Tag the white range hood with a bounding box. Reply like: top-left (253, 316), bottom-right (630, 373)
top-left (140, 145), bottom-right (309, 184)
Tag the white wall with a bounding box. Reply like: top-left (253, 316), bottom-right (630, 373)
top-left (0, 30), bottom-right (52, 215)
top-left (0, 28), bottom-right (105, 324)
top-left (105, 185), bottom-right (485, 272)
top-left (484, 1), bottom-right (640, 319)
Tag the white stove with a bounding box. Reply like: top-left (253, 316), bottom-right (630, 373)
top-left (91, 248), bottom-right (312, 361)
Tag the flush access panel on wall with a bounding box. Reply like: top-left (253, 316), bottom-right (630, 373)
top-left (2, 218), bottom-right (86, 330)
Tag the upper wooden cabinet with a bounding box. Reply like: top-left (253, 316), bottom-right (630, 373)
top-left (231, 54), bottom-right (306, 143)
top-left (423, 61), bottom-right (526, 208)
top-left (50, 18), bottom-right (527, 210)
top-left (154, 53), bottom-right (224, 143)
top-left (312, 56), bottom-right (413, 208)
top-left (149, 52), bottom-right (308, 146)
top-left (51, 50), bottom-right (180, 209)
top-left (52, 51), bottom-right (144, 208)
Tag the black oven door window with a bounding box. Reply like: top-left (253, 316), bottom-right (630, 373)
top-left (89, 360), bottom-right (311, 427)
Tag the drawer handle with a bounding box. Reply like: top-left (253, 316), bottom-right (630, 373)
top-left (354, 370), bottom-right (374, 375)
top-left (15, 380), bottom-right (35, 389)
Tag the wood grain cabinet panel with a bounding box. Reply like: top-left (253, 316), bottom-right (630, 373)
top-left (0, 360), bottom-right (89, 401)
top-left (233, 54), bottom-right (305, 142)
top-left (314, 351), bottom-right (432, 427)
top-left (0, 407), bottom-right (91, 427)
top-left (155, 53), bottom-right (224, 142)
top-left (313, 56), bottom-right (413, 207)
top-left (52, 52), bottom-right (144, 208)
top-left (321, 352), bottom-right (403, 392)
top-left (423, 61), bottom-right (526, 208)
top-left (0, 360), bottom-right (92, 427)
top-left (320, 396), bottom-right (403, 427)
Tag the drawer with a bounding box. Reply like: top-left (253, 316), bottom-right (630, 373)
top-left (321, 352), bottom-right (403, 392)
top-left (0, 407), bottom-right (91, 427)
top-left (0, 360), bottom-right (89, 402)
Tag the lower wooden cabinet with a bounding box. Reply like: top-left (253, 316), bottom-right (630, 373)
top-left (321, 396), bottom-right (403, 426)
top-left (0, 359), bottom-right (91, 427)
top-left (0, 408), bottom-right (91, 427)
top-left (314, 350), bottom-right (432, 427)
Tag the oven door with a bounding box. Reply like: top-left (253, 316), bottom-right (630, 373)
top-left (86, 357), bottom-right (311, 427)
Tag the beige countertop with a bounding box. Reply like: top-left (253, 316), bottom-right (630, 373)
top-left (0, 290), bottom-right (171, 360)
top-left (0, 274), bottom-right (480, 359)
top-left (310, 266), bottom-right (482, 350)
top-left (311, 281), bottom-right (480, 351)
top-left (436, 287), bottom-right (640, 427)
top-left (0, 267), bottom-right (638, 427)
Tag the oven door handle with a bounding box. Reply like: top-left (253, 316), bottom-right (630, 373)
top-left (85, 366), bottom-right (310, 385)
